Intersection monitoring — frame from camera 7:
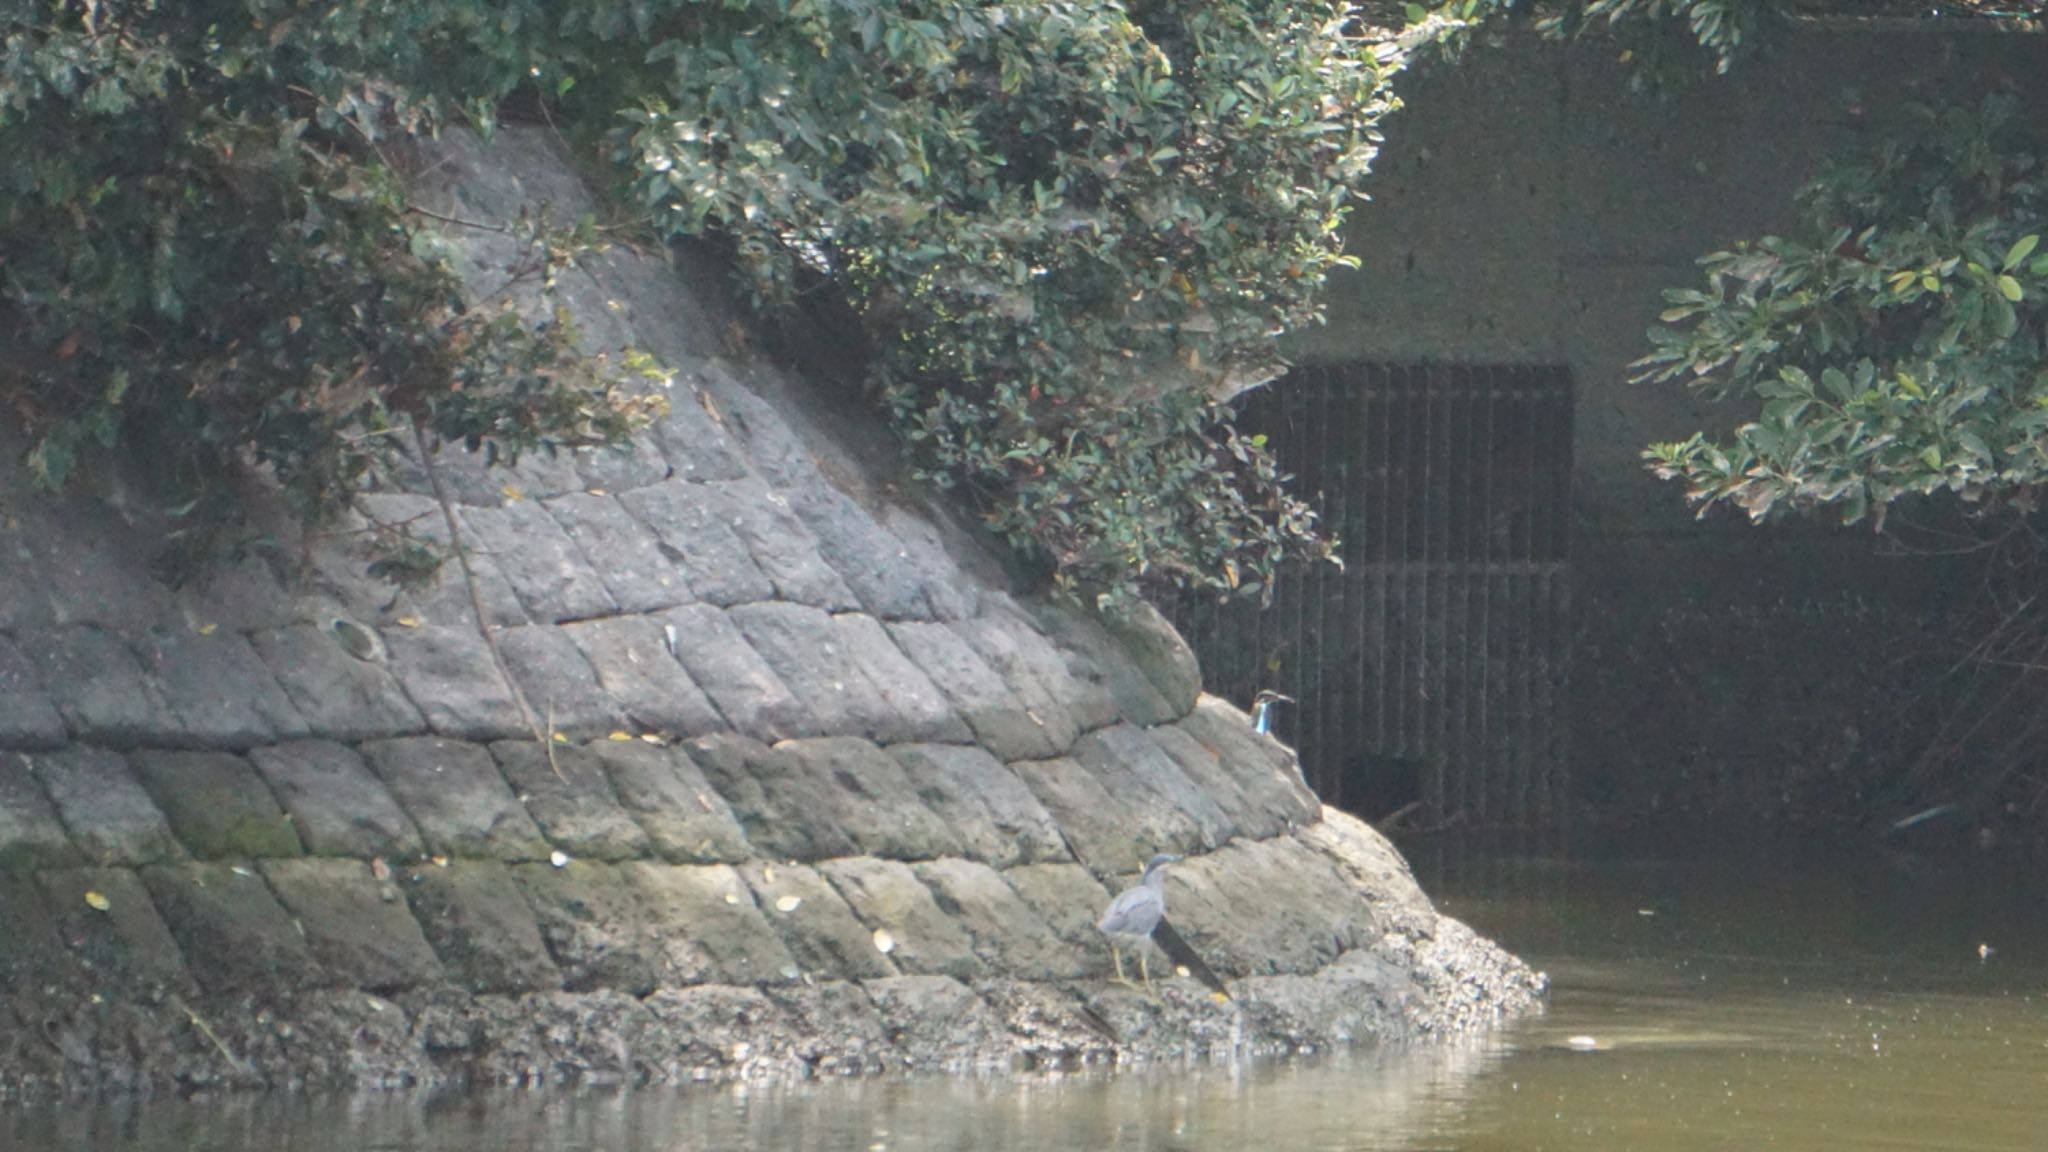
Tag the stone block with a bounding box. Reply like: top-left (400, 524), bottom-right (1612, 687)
top-left (496, 624), bottom-right (624, 738)
top-left (491, 742), bottom-right (650, 862)
top-left (142, 862), bottom-right (327, 996)
top-left (628, 862), bottom-right (800, 985)
top-left (543, 492), bottom-right (695, 613)
top-left (0, 752), bottom-right (81, 868)
top-left (262, 858), bottom-right (444, 991)
top-left (1098, 600), bottom-right (1201, 717)
top-left (513, 860), bottom-right (661, 995)
top-left (248, 740), bottom-right (425, 859)
top-left (590, 741), bottom-right (750, 863)
top-left (380, 623), bottom-right (530, 740)
top-left (832, 612), bottom-right (974, 744)
top-left (911, 858), bottom-right (1082, 980)
top-left (1071, 724), bottom-right (1234, 850)
top-left (886, 621), bottom-right (1065, 759)
top-left (248, 623), bottom-right (428, 741)
top-left (36, 866), bottom-right (194, 994)
top-left (12, 494), bottom-right (179, 631)
top-left (1296, 809), bottom-right (1434, 934)
top-left (356, 492), bottom-right (527, 628)
top-left (711, 478), bottom-right (860, 610)
top-left (1008, 756), bottom-right (1171, 873)
top-left (651, 366), bottom-right (751, 482)
top-left (132, 626), bottom-right (311, 748)
top-left (739, 860), bottom-right (897, 980)
top-left (459, 500), bottom-right (617, 623)
top-left (1159, 838), bottom-right (1379, 979)
top-left (401, 858), bottom-right (561, 994)
top-left (691, 361), bottom-right (818, 486)
top-left (0, 513), bottom-right (50, 631)
top-left (573, 432), bottom-right (675, 493)
top-left (758, 980), bottom-right (893, 1075)
top-left (683, 733), bottom-right (851, 860)
top-left (1001, 861), bottom-right (1118, 957)
top-left (662, 604), bottom-right (817, 741)
top-left (861, 975), bottom-right (1007, 1070)
top-left (1179, 696), bottom-right (1322, 828)
top-left (887, 744), bottom-right (1068, 868)
top-left (0, 870), bottom-right (86, 994)
top-left (637, 985), bottom-right (785, 1079)
top-left (561, 616), bottom-right (724, 737)
top-left (950, 613), bottom-right (1085, 747)
top-left (619, 481), bottom-right (778, 606)
top-left (816, 857), bottom-right (984, 980)
top-left (360, 736), bottom-right (549, 860)
top-left (782, 482), bottom-right (934, 621)
top-left (727, 602), bottom-right (907, 742)
top-left (1022, 602), bottom-right (1173, 727)
top-left (169, 549), bottom-right (296, 634)
top-left (1148, 722), bottom-right (1281, 841)
top-left (777, 738), bottom-right (962, 860)
top-left (0, 635), bottom-right (66, 750)
top-left (874, 504), bottom-right (979, 622)
top-left (32, 747), bottom-right (184, 865)
top-left (126, 749), bottom-right (304, 859)
top-left (20, 625), bottom-right (174, 746)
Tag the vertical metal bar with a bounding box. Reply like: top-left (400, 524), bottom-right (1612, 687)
top-left (1417, 364), bottom-right (1435, 795)
top-left (1384, 366), bottom-right (1400, 762)
top-left (1520, 369), bottom-right (1541, 824)
top-left (1301, 369), bottom-right (1329, 795)
top-left (1333, 370), bottom-right (1360, 810)
top-left (1547, 369), bottom-right (1576, 823)
top-left (1482, 362), bottom-right (1499, 819)
top-left (1376, 368), bottom-right (1392, 762)
top-left (1431, 366), bottom-right (1454, 810)
top-left (1455, 368), bottom-right (1477, 823)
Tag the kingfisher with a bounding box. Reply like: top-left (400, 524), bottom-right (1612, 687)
top-left (1251, 689), bottom-right (1293, 735)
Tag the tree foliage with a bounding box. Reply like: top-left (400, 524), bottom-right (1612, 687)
top-left (614, 0), bottom-right (1436, 601)
top-left (0, 1), bottom-right (661, 568)
top-left (2, 0), bottom-right (1449, 604)
top-left (1639, 94), bottom-right (2048, 530)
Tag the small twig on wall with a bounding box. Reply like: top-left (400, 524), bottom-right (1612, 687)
top-left (409, 419), bottom-right (550, 758)
top-left (168, 994), bottom-right (251, 1078)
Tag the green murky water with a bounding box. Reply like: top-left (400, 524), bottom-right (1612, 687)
top-left (13, 835), bottom-right (2048, 1151)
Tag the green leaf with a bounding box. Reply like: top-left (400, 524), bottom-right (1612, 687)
top-left (1998, 274), bottom-right (2024, 302)
top-left (2004, 234), bottom-right (2039, 271)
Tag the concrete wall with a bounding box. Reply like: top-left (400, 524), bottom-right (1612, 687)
top-left (1286, 26), bottom-right (2048, 820)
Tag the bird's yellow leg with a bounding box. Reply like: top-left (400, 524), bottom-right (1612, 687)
top-left (1109, 945), bottom-right (1146, 991)
top-left (1139, 949), bottom-right (1158, 998)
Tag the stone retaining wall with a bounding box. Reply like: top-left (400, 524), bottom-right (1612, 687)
top-left (0, 127), bottom-right (1540, 1096)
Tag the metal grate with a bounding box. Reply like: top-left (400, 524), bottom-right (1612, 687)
top-left (1165, 364), bottom-right (1574, 826)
